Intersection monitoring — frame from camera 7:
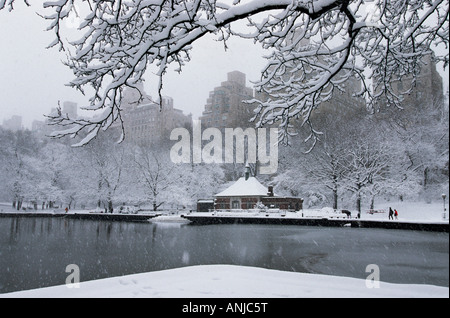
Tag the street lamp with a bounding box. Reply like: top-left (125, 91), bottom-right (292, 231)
top-left (443, 194), bottom-right (447, 220)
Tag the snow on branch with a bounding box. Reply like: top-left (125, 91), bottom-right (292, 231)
top-left (0, 0), bottom-right (29, 11)
top-left (1, 0), bottom-right (448, 147)
top-left (245, 0), bottom-right (449, 146)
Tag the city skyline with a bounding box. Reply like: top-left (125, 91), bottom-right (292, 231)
top-left (0, 2), bottom-right (267, 130)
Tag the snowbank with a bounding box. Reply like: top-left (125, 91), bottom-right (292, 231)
top-left (359, 201), bottom-right (449, 223)
top-left (150, 215), bottom-right (191, 223)
top-left (1, 265), bottom-right (447, 298)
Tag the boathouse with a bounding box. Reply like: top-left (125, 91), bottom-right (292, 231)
top-left (212, 165), bottom-right (303, 211)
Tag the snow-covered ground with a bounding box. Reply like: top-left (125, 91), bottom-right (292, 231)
top-left (358, 200), bottom-right (449, 223)
top-left (1, 265), bottom-right (448, 298)
top-left (185, 200), bottom-right (449, 223)
top-left (303, 200), bottom-right (449, 223)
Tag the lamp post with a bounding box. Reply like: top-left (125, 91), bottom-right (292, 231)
top-left (443, 194), bottom-right (447, 220)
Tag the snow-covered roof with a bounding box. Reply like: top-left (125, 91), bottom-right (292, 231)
top-left (197, 199), bottom-right (214, 203)
top-left (215, 177), bottom-right (270, 197)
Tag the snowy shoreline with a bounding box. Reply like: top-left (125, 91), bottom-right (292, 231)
top-left (1, 265), bottom-right (448, 298)
top-left (182, 214), bottom-right (449, 232)
top-left (1, 200), bottom-right (449, 224)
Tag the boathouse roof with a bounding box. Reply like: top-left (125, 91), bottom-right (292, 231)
top-left (215, 176), bottom-right (271, 197)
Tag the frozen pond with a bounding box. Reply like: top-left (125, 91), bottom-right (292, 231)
top-left (0, 217), bottom-right (448, 293)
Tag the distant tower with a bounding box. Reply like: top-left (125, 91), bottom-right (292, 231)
top-left (244, 162), bottom-right (250, 180)
top-left (199, 70), bottom-right (254, 129)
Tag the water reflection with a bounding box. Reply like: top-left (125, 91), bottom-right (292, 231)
top-left (0, 217), bottom-right (448, 293)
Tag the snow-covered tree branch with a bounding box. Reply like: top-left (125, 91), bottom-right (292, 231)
top-left (2, 0), bottom-right (448, 146)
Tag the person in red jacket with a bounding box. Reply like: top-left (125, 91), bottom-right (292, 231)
top-left (394, 209), bottom-right (398, 220)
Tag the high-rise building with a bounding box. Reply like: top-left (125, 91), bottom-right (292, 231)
top-left (310, 75), bottom-right (366, 122)
top-left (2, 115), bottom-right (23, 131)
top-left (31, 119), bottom-right (47, 136)
top-left (199, 71), bottom-right (255, 129)
top-left (121, 86), bottom-right (192, 145)
top-left (29, 101), bottom-right (79, 138)
top-left (373, 53), bottom-right (444, 114)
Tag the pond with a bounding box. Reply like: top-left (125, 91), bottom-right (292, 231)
top-left (0, 217), bottom-right (448, 293)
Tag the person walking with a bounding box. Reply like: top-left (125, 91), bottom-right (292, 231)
top-left (389, 207), bottom-right (394, 220)
top-left (394, 209), bottom-right (398, 220)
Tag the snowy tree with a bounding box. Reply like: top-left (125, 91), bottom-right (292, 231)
top-left (33, 142), bottom-right (77, 209)
top-left (124, 142), bottom-right (225, 210)
top-left (178, 162), bottom-right (225, 207)
top-left (4, 151), bottom-right (33, 210)
top-left (132, 145), bottom-right (177, 211)
top-left (271, 137), bottom-right (307, 194)
top-left (0, 128), bottom-right (42, 209)
top-left (305, 147), bottom-right (348, 210)
top-left (343, 141), bottom-right (391, 212)
top-left (281, 98), bottom-right (363, 209)
top-left (1, 0), bottom-right (447, 147)
top-left (393, 95), bottom-right (449, 202)
top-left (335, 112), bottom-right (414, 213)
top-left (74, 137), bottom-right (125, 212)
top-left (290, 100), bottom-right (423, 210)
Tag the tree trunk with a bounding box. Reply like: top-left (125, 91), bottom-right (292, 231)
top-left (423, 167), bottom-right (429, 188)
top-left (153, 200), bottom-right (163, 211)
top-left (356, 181), bottom-right (362, 214)
top-left (108, 199), bottom-right (113, 213)
top-left (333, 187), bottom-right (338, 210)
top-left (423, 167), bottom-right (431, 203)
top-left (356, 194), bottom-right (361, 214)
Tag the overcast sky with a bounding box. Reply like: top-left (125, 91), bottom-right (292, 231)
top-left (0, 2), bottom-right (268, 129)
top-left (0, 2), bottom-right (448, 130)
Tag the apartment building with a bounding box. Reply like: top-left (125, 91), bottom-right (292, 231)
top-left (199, 71), bottom-right (255, 129)
top-left (121, 86), bottom-right (192, 145)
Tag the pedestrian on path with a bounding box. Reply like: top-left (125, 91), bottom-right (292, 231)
top-left (389, 207), bottom-right (394, 220)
